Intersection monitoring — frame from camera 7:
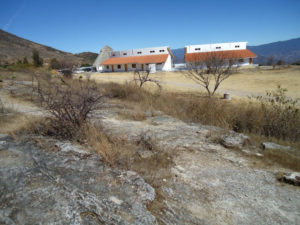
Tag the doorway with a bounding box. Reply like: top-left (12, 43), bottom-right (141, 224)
top-left (125, 64), bottom-right (128, 72)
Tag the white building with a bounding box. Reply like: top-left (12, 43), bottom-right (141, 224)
top-left (93, 45), bottom-right (113, 72)
top-left (185, 42), bottom-right (256, 66)
top-left (101, 46), bottom-right (174, 73)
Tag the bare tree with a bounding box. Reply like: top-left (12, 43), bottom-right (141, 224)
top-left (186, 52), bottom-right (238, 97)
top-left (133, 70), bottom-right (161, 90)
top-left (267, 56), bottom-right (276, 69)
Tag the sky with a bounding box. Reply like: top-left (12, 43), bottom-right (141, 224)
top-left (1, 0), bottom-right (300, 53)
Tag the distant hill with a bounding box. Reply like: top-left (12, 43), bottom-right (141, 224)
top-left (75, 52), bottom-right (98, 64)
top-left (0, 29), bottom-right (96, 65)
top-left (171, 37), bottom-right (300, 65)
top-left (248, 38), bottom-right (300, 64)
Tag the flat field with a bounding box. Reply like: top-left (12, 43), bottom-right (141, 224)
top-left (89, 66), bottom-right (300, 99)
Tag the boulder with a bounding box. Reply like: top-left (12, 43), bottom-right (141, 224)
top-left (278, 172), bottom-right (300, 186)
top-left (221, 132), bottom-right (250, 149)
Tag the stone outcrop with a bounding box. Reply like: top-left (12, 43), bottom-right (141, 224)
top-left (220, 132), bottom-right (250, 149)
top-left (0, 135), bottom-right (157, 225)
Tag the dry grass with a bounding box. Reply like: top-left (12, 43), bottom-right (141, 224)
top-left (90, 66), bottom-right (300, 99)
top-left (101, 81), bottom-right (300, 171)
top-left (0, 112), bottom-right (44, 136)
top-left (117, 107), bottom-right (147, 121)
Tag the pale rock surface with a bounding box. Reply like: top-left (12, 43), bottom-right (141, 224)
top-left (0, 135), bottom-right (157, 225)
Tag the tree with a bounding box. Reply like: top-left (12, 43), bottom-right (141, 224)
top-left (23, 57), bottom-right (28, 64)
top-left (267, 56), bottom-right (276, 69)
top-left (186, 52), bottom-right (238, 97)
top-left (32, 50), bottom-right (43, 67)
top-left (133, 69), bottom-right (161, 90)
top-left (276, 59), bottom-right (285, 66)
top-left (50, 58), bottom-right (60, 69)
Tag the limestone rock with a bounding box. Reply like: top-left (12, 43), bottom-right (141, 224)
top-left (0, 137), bottom-right (157, 225)
top-left (262, 142), bottom-right (291, 151)
top-left (278, 172), bottom-right (300, 186)
top-left (221, 132), bottom-right (250, 149)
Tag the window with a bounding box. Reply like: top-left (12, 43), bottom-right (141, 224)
top-left (195, 48), bottom-right (201, 51)
top-left (117, 65), bottom-right (121, 69)
top-left (239, 58), bottom-right (244, 63)
top-left (150, 50), bottom-right (155, 53)
top-left (216, 46), bottom-right (221, 49)
top-left (112, 54), bottom-right (115, 56)
top-left (132, 64), bottom-right (136, 68)
top-left (106, 66), bottom-right (109, 69)
top-left (137, 51), bottom-right (142, 54)
top-left (235, 45), bottom-right (240, 48)
top-left (159, 50), bottom-right (165, 52)
top-left (123, 53), bottom-right (127, 56)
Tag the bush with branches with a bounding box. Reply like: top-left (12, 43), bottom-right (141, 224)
top-left (255, 85), bottom-right (300, 141)
top-left (35, 75), bottom-right (104, 139)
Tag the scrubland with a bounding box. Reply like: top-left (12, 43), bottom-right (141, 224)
top-left (1, 65), bottom-right (300, 224)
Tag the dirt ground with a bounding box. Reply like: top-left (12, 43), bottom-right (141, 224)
top-left (89, 66), bottom-right (300, 99)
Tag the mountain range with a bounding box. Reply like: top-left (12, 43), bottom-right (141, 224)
top-left (1, 29), bottom-right (300, 66)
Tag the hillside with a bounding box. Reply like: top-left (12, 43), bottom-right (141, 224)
top-left (0, 29), bottom-right (96, 65)
top-left (172, 37), bottom-right (300, 64)
top-left (75, 52), bottom-right (98, 64)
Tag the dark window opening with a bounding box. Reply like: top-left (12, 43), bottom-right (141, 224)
top-left (157, 63), bottom-right (162, 65)
top-left (123, 53), bottom-right (127, 56)
top-left (216, 46), bottom-right (221, 49)
top-left (117, 65), bottom-right (121, 69)
top-left (112, 54), bottom-right (115, 56)
top-left (239, 58), bottom-right (244, 63)
top-left (195, 48), bottom-right (201, 51)
top-left (106, 66), bottom-right (109, 69)
top-left (150, 50), bottom-right (155, 53)
top-left (235, 45), bottom-right (240, 48)
top-left (159, 50), bottom-right (165, 52)
top-left (137, 51), bottom-right (142, 54)
top-left (132, 64), bottom-right (136, 68)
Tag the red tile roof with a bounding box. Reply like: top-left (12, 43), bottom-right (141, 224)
top-left (101, 54), bottom-right (169, 65)
top-left (185, 49), bottom-right (257, 62)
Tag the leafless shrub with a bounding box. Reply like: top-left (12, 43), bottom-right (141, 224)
top-left (133, 70), bottom-right (161, 91)
top-left (34, 75), bottom-right (104, 139)
top-left (186, 52), bottom-right (239, 97)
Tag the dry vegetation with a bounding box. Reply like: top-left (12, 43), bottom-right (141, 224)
top-left (90, 66), bottom-right (300, 99)
top-left (102, 82), bottom-right (300, 143)
top-left (1, 67), bottom-right (299, 171)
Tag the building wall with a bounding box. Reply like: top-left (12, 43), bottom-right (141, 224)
top-left (109, 46), bottom-right (170, 58)
top-left (185, 42), bottom-right (248, 54)
top-left (162, 54), bottom-right (172, 71)
top-left (188, 58), bottom-right (251, 69)
top-left (101, 46), bottom-right (173, 73)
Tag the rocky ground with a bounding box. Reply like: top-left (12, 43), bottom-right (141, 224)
top-left (0, 134), bottom-right (156, 225)
top-left (0, 80), bottom-right (299, 224)
top-left (94, 104), bottom-right (300, 225)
